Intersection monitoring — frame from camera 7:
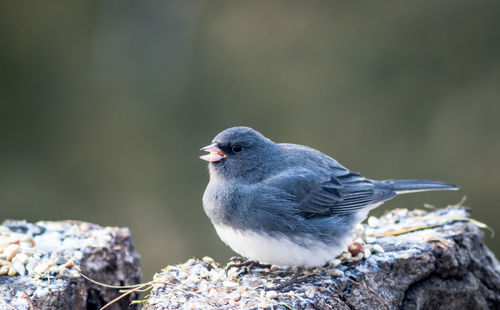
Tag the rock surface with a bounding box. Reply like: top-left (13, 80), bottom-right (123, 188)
top-left (143, 207), bottom-right (500, 310)
top-left (0, 220), bottom-right (141, 310)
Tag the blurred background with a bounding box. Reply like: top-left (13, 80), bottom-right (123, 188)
top-left (1, 1), bottom-right (499, 281)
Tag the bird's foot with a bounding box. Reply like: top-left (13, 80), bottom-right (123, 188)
top-left (228, 256), bottom-right (246, 263)
top-left (264, 267), bottom-right (304, 292)
top-left (225, 258), bottom-right (271, 276)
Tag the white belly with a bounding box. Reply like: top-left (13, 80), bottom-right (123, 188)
top-left (213, 224), bottom-right (350, 267)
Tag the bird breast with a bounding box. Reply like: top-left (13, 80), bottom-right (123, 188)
top-left (213, 223), bottom-right (349, 267)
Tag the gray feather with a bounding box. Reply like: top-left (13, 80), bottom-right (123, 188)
top-left (374, 179), bottom-right (459, 194)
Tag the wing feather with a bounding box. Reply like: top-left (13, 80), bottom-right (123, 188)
top-left (262, 168), bottom-right (395, 219)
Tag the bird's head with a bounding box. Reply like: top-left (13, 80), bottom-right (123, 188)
top-left (200, 127), bottom-right (279, 182)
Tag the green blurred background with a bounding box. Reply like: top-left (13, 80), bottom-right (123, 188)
top-left (1, 1), bottom-right (499, 281)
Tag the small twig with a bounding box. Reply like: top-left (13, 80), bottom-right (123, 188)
top-left (298, 268), bottom-right (320, 280)
top-left (377, 217), bottom-right (492, 238)
top-left (118, 287), bottom-right (152, 293)
top-left (423, 203), bottom-right (435, 209)
top-left (99, 280), bottom-right (209, 310)
top-left (379, 225), bottom-right (435, 237)
top-left (79, 271), bottom-right (143, 289)
top-left (100, 282), bottom-right (153, 310)
top-left (272, 300), bottom-right (297, 310)
top-left (450, 196), bottom-right (467, 207)
top-left (466, 218), bottom-right (495, 238)
top-left (0, 299), bottom-right (17, 310)
top-left (23, 292), bottom-right (35, 310)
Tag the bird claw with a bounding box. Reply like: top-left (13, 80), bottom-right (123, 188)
top-left (264, 267), bottom-right (304, 292)
top-left (225, 259), bottom-right (271, 277)
top-left (225, 260), bottom-right (306, 291)
top-left (228, 256), bottom-right (245, 263)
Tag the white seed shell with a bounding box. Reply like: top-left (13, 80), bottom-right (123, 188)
top-left (266, 290), bottom-right (278, 299)
top-left (12, 260), bottom-right (25, 276)
top-left (372, 244), bottom-right (385, 253)
top-left (368, 216), bottom-right (380, 227)
top-left (326, 269), bottom-right (344, 277)
top-left (364, 248), bottom-right (372, 259)
top-left (8, 267), bottom-right (17, 276)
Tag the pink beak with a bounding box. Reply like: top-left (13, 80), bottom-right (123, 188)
top-left (200, 143), bottom-right (226, 162)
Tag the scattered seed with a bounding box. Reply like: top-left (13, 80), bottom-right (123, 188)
top-left (8, 267), bottom-right (17, 276)
top-left (368, 216), bottom-right (380, 227)
top-left (259, 301), bottom-right (269, 308)
top-left (73, 251), bottom-right (83, 260)
top-left (364, 228), bottom-right (376, 236)
top-left (14, 253), bottom-right (28, 265)
top-left (199, 268), bottom-right (209, 277)
top-left (266, 290), bottom-right (278, 299)
top-left (5, 244), bottom-right (20, 261)
top-left (223, 281), bottom-right (239, 288)
top-left (202, 256), bottom-right (215, 265)
top-left (329, 259), bottom-right (342, 268)
top-left (348, 242), bottom-right (364, 256)
top-left (25, 257), bottom-right (37, 274)
top-left (80, 223), bottom-right (90, 232)
top-left (365, 236), bottom-right (377, 243)
top-left (364, 248), bottom-right (372, 259)
top-left (372, 244), bottom-right (385, 253)
top-left (211, 272), bottom-right (221, 282)
top-left (33, 261), bottom-right (51, 274)
top-left (326, 269), bottom-right (344, 277)
top-left (354, 238), bottom-right (365, 245)
top-left (208, 289), bottom-right (218, 298)
top-left (349, 252), bottom-right (364, 262)
top-left (12, 260), bottom-right (25, 276)
top-left (306, 287), bottom-right (316, 298)
top-left (339, 252), bottom-right (352, 261)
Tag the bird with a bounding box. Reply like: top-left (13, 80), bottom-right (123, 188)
top-left (200, 126), bottom-right (459, 272)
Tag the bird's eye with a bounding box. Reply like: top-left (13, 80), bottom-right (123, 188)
top-left (232, 144), bottom-right (243, 153)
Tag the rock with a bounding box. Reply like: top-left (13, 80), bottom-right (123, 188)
top-left (143, 207), bottom-right (500, 310)
top-left (0, 220), bottom-right (141, 310)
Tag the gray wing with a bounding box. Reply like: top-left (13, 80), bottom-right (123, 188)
top-left (262, 167), bottom-right (395, 219)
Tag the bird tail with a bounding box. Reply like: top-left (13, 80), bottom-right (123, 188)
top-left (374, 179), bottom-right (459, 194)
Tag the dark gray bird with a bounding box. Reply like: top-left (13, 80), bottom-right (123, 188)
top-left (200, 126), bottom-right (458, 267)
